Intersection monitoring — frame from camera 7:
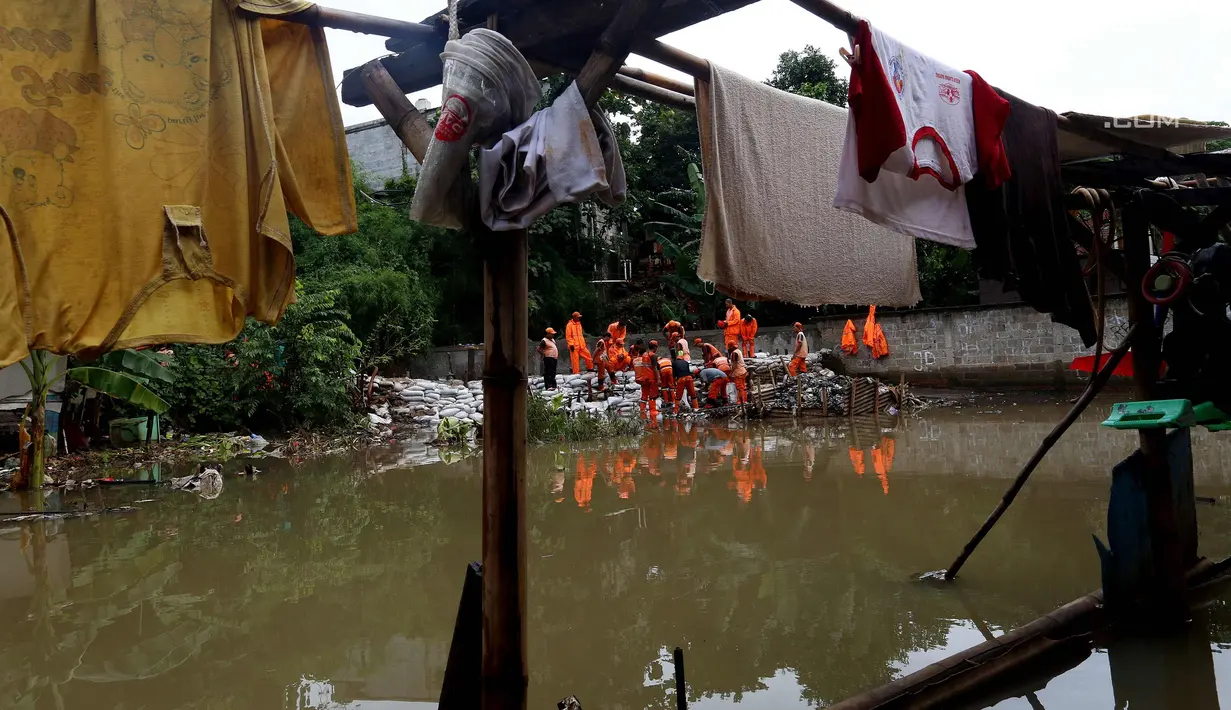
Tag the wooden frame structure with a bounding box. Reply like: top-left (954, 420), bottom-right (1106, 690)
top-left (260, 0), bottom-right (1231, 707)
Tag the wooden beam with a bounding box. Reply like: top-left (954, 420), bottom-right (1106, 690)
top-left (617, 65), bottom-right (694, 95)
top-left (634, 38), bottom-right (708, 79)
top-left (611, 74), bottom-right (695, 111)
top-left (343, 0), bottom-right (757, 106)
top-left (786, 0), bottom-right (860, 34)
top-left (358, 61), bottom-right (434, 164)
top-left (264, 5), bottom-right (440, 42)
top-left (575, 0), bottom-right (668, 108)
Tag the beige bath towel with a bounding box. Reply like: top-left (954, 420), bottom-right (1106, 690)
top-left (695, 63), bottom-right (921, 307)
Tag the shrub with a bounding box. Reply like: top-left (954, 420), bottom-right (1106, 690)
top-left (166, 284), bottom-right (361, 433)
top-left (526, 393), bottom-right (643, 444)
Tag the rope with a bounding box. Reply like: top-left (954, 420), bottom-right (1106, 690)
top-left (448, 0), bottom-right (460, 40)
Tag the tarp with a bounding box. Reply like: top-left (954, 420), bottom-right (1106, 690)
top-left (1058, 113), bottom-right (1231, 162)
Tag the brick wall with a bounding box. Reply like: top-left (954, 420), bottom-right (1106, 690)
top-left (345, 118), bottom-right (422, 187)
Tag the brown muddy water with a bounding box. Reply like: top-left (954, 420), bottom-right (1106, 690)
top-left (4, 399), bottom-right (1231, 709)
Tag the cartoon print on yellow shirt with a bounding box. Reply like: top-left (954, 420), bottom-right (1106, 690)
top-left (0, 107), bottom-right (77, 209)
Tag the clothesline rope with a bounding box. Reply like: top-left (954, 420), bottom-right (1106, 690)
top-left (448, 0), bottom-right (460, 40)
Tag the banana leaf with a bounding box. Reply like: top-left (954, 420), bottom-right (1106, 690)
top-left (65, 367), bottom-right (170, 414)
top-left (98, 349), bottom-right (174, 384)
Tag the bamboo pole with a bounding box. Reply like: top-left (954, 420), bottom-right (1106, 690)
top-left (849, 378), bottom-right (856, 419)
top-left (822, 385), bottom-right (828, 417)
top-left (944, 327), bottom-right (1137, 580)
top-left (617, 65), bottom-right (694, 95)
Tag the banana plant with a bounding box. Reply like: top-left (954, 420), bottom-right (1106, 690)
top-left (13, 349), bottom-right (173, 491)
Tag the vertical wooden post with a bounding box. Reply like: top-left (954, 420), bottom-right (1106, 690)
top-left (849, 378), bottom-right (857, 419)
top-left (822, 385), bottom-right (828, 417)
top-left (480, 224), bottom-right (529, 709)
top-left (873, 381), bottom-right (881, 427)
top-left (1122, 201), bottom-right (1187, 623)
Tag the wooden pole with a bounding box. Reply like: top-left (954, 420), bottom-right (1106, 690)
top-left (480, 223), bottom-right (529, 710)
top-left (674, 646), bottom-right (689, 710)
top-left (574, 0), bottom-right (667, 107)
top-left (944, 329), bottom-right (1137, 580)
top-left (268, 5), bottom-right (440, 42)
top-left (822, 385), bottom-right (828, 417)
top-left (617, 65), bottom-right (694, 95)
top-left (849, 378), bottom-right (856, 419)
top-left (359, 61), bottom-right (432, 163)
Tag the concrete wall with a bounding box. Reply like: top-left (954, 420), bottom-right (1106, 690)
top-left (408, 299), bottom-right (1130, 390)
top-left (345, 118), bottom-right (423, 187)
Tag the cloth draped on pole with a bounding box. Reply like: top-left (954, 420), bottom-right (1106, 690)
top-left (694, 62), bottom-right (921, 307)
top-left (841, 319), bottom-right (858, 355)
top-left (0, 0), bottom-right (356, 368)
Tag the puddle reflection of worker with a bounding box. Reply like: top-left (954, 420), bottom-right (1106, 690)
top-left (574, 453), bottom-right (595, 510)
top-left (803, 442), bottom-right (815, 481)
top-left (552, 466), bottom-right (566, 503)
top-left (610, 449), bottom-right (637, 499)
top-left (849, 446), bottom-right (865, 477)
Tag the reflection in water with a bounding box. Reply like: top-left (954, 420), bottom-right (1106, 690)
top-left (2, 404), bottom-right (1231, 708)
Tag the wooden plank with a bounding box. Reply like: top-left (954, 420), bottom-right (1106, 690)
top-left (342, 0), bottom-right (757, 106)
top-left (359, 60), bottom-right (434, 163)
top-left (480, 223), bottom-right (529, 710)
top-left (575, 0), bottom-right (668, 107)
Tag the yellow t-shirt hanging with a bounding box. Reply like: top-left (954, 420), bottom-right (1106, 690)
top-left (0, 0), bottom-right (357, 367)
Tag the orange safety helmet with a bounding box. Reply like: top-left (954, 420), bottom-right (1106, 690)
top-left (694, 337), bottom-right (703, 345)
top-left (571, 311), bottom-right (581, 318)
top-left (545, 327), bottom-right (557, 335)
top-left (793, 321), bottom-right (803, 330)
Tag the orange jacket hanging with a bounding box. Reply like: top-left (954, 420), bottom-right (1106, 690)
top-left (863, 305), bottom-right (878, 349)
top-left (871, 323), bottom-right (889, 359)
top-left (841, 320), bottom-right (859, 355)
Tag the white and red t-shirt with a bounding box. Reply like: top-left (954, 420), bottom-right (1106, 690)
top-left (833, 20), bottom-right (1010, 248)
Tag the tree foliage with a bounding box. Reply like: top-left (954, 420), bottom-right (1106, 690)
top-left (767, 45), bottom-right (850, 107)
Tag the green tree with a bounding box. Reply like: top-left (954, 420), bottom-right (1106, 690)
top-left (767, 45), bottom-right (849, 106)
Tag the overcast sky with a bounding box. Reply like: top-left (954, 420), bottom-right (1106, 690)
top-left (321, 0), bottom-right (1231, 127)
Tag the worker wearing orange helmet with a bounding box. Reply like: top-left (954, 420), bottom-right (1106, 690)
top-left (696, 338), bottom-right (721, 367)
top-left (719, 299), bottom-right (742, 353)
top-left (740, 313), bottom-right (758, 358)
top-left (537, 327), bottom-right (559, 390)
top-left (610, 338), bottom-right (630, 374)
top-left (565, 312), bottom-right (593, 374)
top-left (633, 341), bottom-right (661, 420)
top-left (788, 322), bottom-right (808, 378)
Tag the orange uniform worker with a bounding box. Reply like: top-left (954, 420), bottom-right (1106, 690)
top-left (720, 299), bottom-right (742, 352)
top-left (788, 322), bottom-right (809, 377)
top-left (593, 336), bottom-right (612, 391)
top-left (610, 338), bottom-right (630, 373)
top-left (740, 314), bottom-right (758, 358)
top-left (565, 312), bottom-right (593, 374)
top-left (633, 341), bottom-right (661, 420)
top-left (664, 320), bottom-right (685, 343)
top-left (727, 344), bottom-right (748, 404)
top-left (672, 351), bottom-right (698, 413)
top-left (658, 356), bottom-right (676, 408)
top-left (607, 319), bottom-right (628, 345)
top-left (538, 327), bottom-right (559, 390)
top-left (696, 338), bottom-right (721, 367)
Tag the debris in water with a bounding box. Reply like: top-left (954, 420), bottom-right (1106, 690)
top-left (916, 570), bottom-right (951, 583)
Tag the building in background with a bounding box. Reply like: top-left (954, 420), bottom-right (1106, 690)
top-left (345, 99), bottom-right (435, 188)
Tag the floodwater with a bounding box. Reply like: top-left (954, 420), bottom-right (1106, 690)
top-left (4, 399), bottom-right (1231, 709)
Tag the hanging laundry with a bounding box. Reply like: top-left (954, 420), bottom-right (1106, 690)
top-left (410, 29), bottom-right (541, 229)
top-left (834, 20), bottom-right (1010, 248)
top-left (871, 323), bottom-right (889, 359)
top-left (841, 320), bottom-right (859, 355)
top-left (479, 82), bottom-right (626, 231)
top-left (0, 0), bottom-right (357, 368)
top-left (862, 305), bottom-right (878, 349)
top-left (965, 91), bottom-right (1097, 347)
top-left (694, 62), bottom-right (920, 307)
